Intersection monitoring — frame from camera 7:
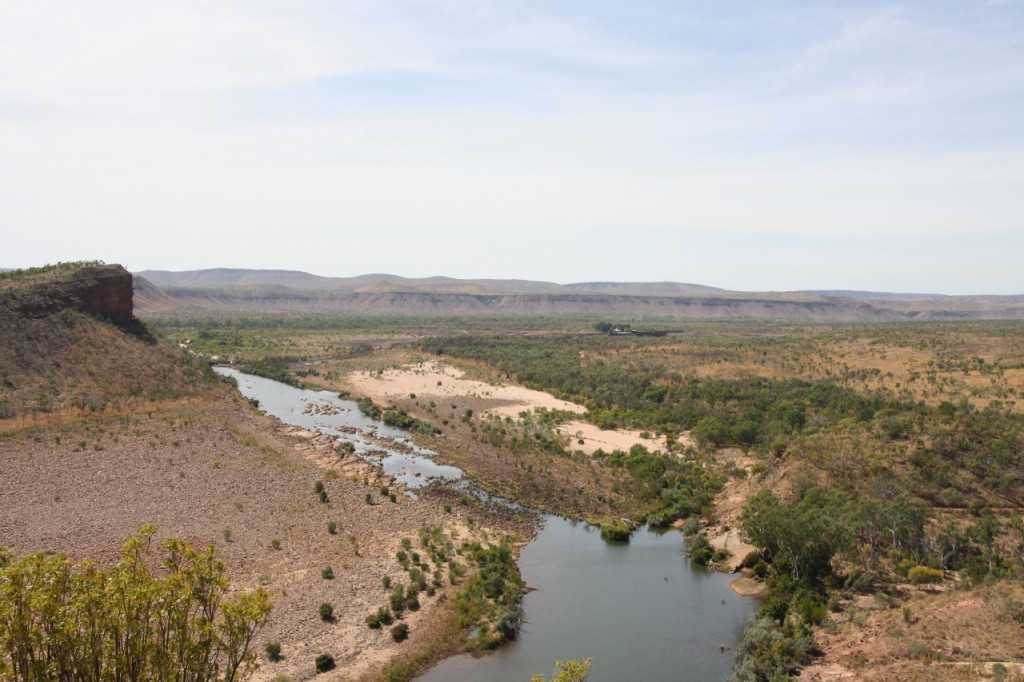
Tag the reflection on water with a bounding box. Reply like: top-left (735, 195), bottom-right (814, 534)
top-left (216, 367), bottom-right (754, 681)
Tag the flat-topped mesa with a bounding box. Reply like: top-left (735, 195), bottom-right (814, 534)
top-left (0, 263), bottom-right (135, 324)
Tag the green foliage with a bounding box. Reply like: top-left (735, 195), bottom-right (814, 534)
top-left (264, 641), bottom-right (282, 661)
top-left (688, 532), bottom-right (716, 566)
top-left (729, 617), bottom-right (817, 682)
top-left (318, 602), bottom-right (334, 621)
top-left (237, 357), bottom-right (302, 387)
top-left (417, 334), bottom-right (899, 451)
top-left (907, 566), bottom-right (943, 585)
top-left (391, 622), bottom-right (410, 642)
top-left (455, 538), bottom-right (524, 649)
top-left (321, 566), bottom-right (334, 580)
top-left (593, 444), bottom-right (722, 525)
top-left (0, 525), bottom-right (271, 682)
top-left (740, 489), bottom-right (849, 584)
top-left (531, 658), bottom-right (592, 682)
top-left (599, 525), bottom-right (630, 543)
top-left (357, 398), bottom-right (441, 435)
top-left (314, 653), bottom-right (335, 673)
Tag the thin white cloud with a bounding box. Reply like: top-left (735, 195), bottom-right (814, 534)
top-left (1, 1), bottom-right (1022, 292)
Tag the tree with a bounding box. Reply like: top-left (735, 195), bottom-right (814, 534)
top-left (740, 489), bottom-right (847, 584)
top-left (0, 525), bottom-right (271, 682)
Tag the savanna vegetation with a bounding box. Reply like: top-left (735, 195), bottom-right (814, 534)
top-left (145, 315), bottom-right (1024, 679)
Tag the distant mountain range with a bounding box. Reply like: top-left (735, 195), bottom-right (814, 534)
top-left (133, 269), bottom-right (1024, 321)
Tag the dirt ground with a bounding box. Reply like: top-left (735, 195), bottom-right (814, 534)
top-left (0, 394), bottom-right (527, 682)
top-left (799, 582), bottom-right (1024, 681)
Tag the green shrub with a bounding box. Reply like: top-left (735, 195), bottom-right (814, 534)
top-left (318, 603), bottom-right (334, 621)
top-left (314, 653), bottom-right (335, 673)
top-left (391, 623), bottom-right (410, 642)
top-left (600, 525), bottom-right (630, 542)
top-left (739, 551), bottom-right (762, 569)
top-left (895, 558), bottom-right (917, 577)
top-left (265, 641), bottom-right (282, 661)
top-left (270, 538), bottom-right (281, 551)
top-left (321, 566), bottom-right (334, 580)
top-left (760, 596), bottom-right (789, 626)
top-left (327, 521), bottom-right (337, 535)
top-left (908, 566), bottom-right (943, 585)
top-left (389, 585), bottom-right (406, 614)
top-left (365, 613), bottom-right (381, 629)
top-left (688, 532), bottom-right (713, 565)
top-left (798, 595), bottom-right (827, 626)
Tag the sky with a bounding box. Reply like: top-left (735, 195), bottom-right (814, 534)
top-left (2, 1), bottom-right (1023, 294)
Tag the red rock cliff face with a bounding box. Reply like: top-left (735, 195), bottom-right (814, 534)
top-left (0, 264), bottom-right (135, 324)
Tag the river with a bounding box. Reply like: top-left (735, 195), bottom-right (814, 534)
top-left (216, 368), bottom-right (754, 681)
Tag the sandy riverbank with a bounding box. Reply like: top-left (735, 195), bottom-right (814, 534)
top-left (345, 361), bottom-right (687, 456)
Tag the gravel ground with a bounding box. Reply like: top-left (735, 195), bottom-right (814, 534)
top-left (0, 394), bottom-right (526, 681)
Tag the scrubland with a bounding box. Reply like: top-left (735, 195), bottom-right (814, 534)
top-left (155, 317), bottom-right (1024, 681)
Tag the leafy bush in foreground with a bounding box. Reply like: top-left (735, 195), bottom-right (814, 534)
top-left (0, 525), bottom-right (271, 682)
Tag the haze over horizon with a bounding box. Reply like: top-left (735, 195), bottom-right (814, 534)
top-left (3, 1), bottom-right (1022, 295)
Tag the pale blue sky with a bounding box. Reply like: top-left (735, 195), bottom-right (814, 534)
top-left (2, 1), bottom-right (1022, 293)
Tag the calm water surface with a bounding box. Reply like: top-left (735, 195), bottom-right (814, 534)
top-left (417, 516), bottom-right (751, 682)
top-left (216, 367), bottom-right (754, 681)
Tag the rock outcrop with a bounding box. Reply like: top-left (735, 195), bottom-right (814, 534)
top-left (0, 264), bottom-right (134, 324)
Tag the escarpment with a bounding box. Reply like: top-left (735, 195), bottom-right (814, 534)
top-left (0, 263), bottom-right (134, 324)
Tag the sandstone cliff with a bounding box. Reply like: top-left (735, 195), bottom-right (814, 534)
top-left (0, 263), bottom-right (219, 420)
top-left (0, 263), bottom-right (134, 324)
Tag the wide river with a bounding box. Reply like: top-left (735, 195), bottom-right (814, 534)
top-left (216, 368), bottom-right (754, 681)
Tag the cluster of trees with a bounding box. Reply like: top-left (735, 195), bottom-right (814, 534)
top-left (422, 333), bottom-right (1024, 508)
top-left (591, 444), bottom-right (722, 526)
top-left (0, 526), bottom-right (271, 682)
top-left (742, 486), bottom-right (1024, 588)
top-left (731, 487), bottom-right (1024, 680)
top-left (455, 539), bottom-right (524, 649)
top-left (418, 334), bottom-right (900, 445)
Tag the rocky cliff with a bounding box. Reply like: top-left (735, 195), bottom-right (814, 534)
top-left (0, 263), bottom-right (134, 324)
